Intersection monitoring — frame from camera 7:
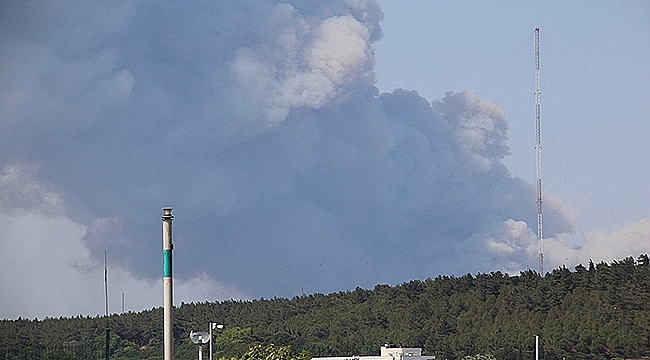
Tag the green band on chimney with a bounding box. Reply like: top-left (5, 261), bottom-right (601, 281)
top-left (163, 249), bottom-right (172, 277)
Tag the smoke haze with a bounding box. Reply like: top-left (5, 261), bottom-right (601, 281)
top-left (1, 0), bottom-right (647, 319)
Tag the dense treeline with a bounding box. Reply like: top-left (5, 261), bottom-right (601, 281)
top-left (1, 255), bottom-right (649, 360)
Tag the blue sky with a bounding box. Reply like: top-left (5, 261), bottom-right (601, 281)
top-left (1, 0), bottom-right (648, 319)
top-left (375, 0), bottom-right (649, 232)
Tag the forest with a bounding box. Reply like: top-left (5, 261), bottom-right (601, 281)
top-left (1, 255), bottom-right (649, 360)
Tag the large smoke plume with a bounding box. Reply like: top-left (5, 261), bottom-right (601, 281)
top-left (1, 0), bottom-right (644, 319)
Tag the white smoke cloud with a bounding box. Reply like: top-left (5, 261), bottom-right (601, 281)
top-left (544, 217), bottom-right (650, 271)
top-left (228, 9), bottom-right (376, 145)
top-left (0, 164), bottom-right (244, 319)
top-left (439, 90), bottom-right (510, 170)
top-left (0, 164), bottom-right (64, 216)
top-left (474, 215), bottom-right (649, 275)
top-left (484, 219), bottom-right (533, 257)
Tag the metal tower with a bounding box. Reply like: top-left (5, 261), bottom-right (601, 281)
top-left (534, 28), bottom-right (544, 275)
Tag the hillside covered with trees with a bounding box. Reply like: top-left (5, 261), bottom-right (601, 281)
top-left (1, 255), bottom-right (649, 360)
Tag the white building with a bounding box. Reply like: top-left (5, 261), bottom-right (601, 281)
top-left (312, 345), bottom-right (435, 360)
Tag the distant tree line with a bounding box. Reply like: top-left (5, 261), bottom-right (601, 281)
top-left (1, 255), bottom-right (648, 360)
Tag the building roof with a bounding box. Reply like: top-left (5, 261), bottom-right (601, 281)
top-left (311, 345), bottom-right (435, 360)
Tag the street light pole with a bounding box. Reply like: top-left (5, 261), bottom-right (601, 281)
top-left (209, 323), bottom-right (224, 360)
top-left (190, 331), bottom-right (210, 360)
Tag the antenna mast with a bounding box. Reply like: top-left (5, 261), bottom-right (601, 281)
top-left (104, 252), bottom-right (109, 316)
top-left (534, 28), bottom-right (544, 275)
top-left (104, 252), bottom-right (110, 360)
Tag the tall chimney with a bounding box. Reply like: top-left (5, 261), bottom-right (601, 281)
top-left (162, 208), bottom-right (174, 360)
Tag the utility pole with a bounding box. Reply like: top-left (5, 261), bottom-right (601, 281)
top-left (209, 323), bottom-right (224, 360)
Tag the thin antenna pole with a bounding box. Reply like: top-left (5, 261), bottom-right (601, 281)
top-left (104, 252), bottom-right (109, 316)
top-left (534, 28), bottom-right (544, 275)
top-left (104, 252), bottom-right (110, 360)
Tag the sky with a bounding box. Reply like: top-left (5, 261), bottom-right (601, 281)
top-left (0, 0), bottom-right (648, 320)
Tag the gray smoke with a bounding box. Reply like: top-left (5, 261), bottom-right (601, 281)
top-left (0, 0), bottom-right (577, 316)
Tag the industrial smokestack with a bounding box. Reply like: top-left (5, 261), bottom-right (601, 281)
top-left (162, 207), bottom-right (174, 360)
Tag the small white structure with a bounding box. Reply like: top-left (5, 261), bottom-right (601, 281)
top-left (312, 345), bottom-right (435, 360)
top-left (190, 331), bottom-right (211, 360)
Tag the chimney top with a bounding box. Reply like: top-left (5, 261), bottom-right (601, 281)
top-left (162, 207), bottom-right (174, 219)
